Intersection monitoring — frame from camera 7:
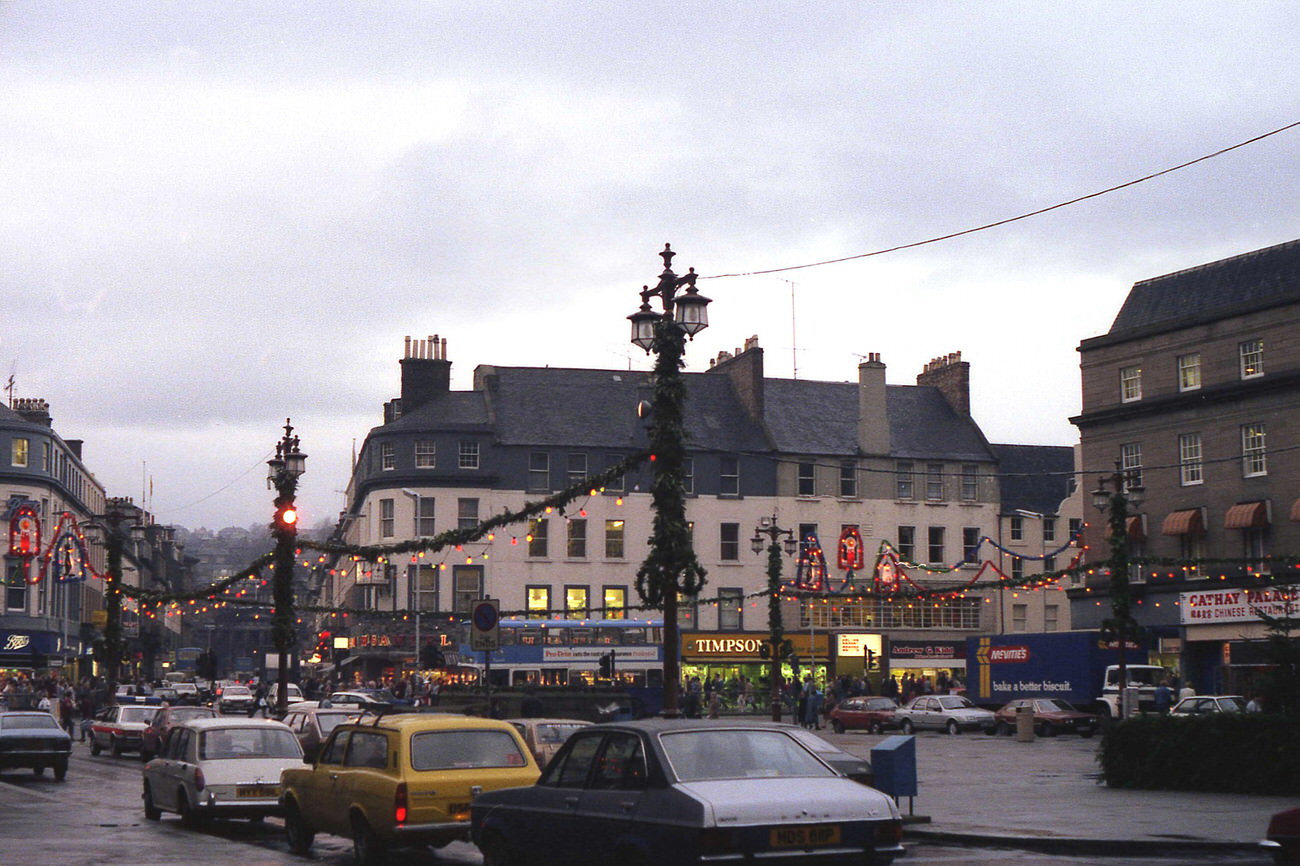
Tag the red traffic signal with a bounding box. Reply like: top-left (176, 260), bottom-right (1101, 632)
top-left (275, 505), bottom-right (299, 529)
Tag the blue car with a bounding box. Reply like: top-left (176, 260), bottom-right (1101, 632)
top-left (471, 718), bottom-right (904, 866)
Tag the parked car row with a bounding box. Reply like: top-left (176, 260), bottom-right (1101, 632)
top-left (830, 694), bottom-right (1104, 737)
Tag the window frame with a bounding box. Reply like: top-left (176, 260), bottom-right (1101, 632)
top-left (1242, 424), bottom-right (1267, 477)
top-left (717, 587), bottom-right (743, 630)
top-left (526, 585), bottom-right (551, 619)
top-left (566, 519), bottom-right (588, 559)
top-left (414, 439), bottom-right (437, 469)
top-left (528, 452), bottom-right (550, 493)
top-left (458, 440), bottom-right (480, 470)
top-left (719, 522), bottom-right (740, 562)
top-left (604, 519), bottom-right (625, 559)
top-left (528, 517), bottom-right (549, 558)
top-left (839, 460), bottom-right (857, 499)
top-left (1177, 353), bottom-right (1201, 392)
top-left (797, 462), bottom-right (815, 497)
top-left (897, 525), bottom-right (916, 561)
top-left (1119, 365), bottom-right (1142, 402)
top-left (718, 456), bottom-right (740, 497)
top-left (895, 461), bottom-right (914, 500)
top-left (380, 442), bottom-right (396, 471)
top-left (379, 498), bottom-right (395, 538)
top-left (1179, 432), bottom-right (1203, 486)
top-left (1239, 339), bottom-right (1264, 380)
top-left (925, 463), bottom-right (944, 501)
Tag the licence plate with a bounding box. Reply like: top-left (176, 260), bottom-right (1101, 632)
top-left (236, 785), bottom-right (279, 798)
top-left (770, 824), bottom-right (841, 848)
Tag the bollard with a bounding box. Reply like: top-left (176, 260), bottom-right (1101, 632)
top-left (1015, 704), bottom-right (1035, 742)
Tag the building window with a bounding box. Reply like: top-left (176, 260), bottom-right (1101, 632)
top-left (896, 461), bottom-right (915, 500)
top-left (1120, 443), bottom-right (1143, 489)
top-left (682, 457), bottom-right (695, 495)
top-left (1012, 603), bottom-right (1028, 632)
top-left (380, 442), bottom-right (395, 471)
top-left (676, 592), bottom-right (697, 629)
top-left (719, 456), bottom-right (740, 497)
top-left (960, 464), bottom-right (978, 502)
top-left (412, 496), bottom-right (435, 536)
top-left (1179, 433), bottom-right (1203, 486)
top-left (457, 498), bottom-right (478, 530)
top-left (528, 518), bottom-right (548, 557)
top-left (42, 441), bottom-right (51, 472)
top-left (897, 526), bottom-right (916, 561)
top-left (1042, 518), bottom-right (1056, 543)
top-left (5, 561), bottom-right (26, 611)
top-left (1009, 516), bottom-right (1024, 542)
top-left (452, 566), bottom-right (483, 615)
top-left (458, 440), bottom-right (480, 469)
top-left (410, 564), bottom-right (438, 611)
top-left (1245, 528), bottom-right (1268, 574)
top-left (1177, 353), bottom-right (1201, 392)
top-left (1044, 605), bottom-right (1059, 632)
top-left (1240, 339), bottom-right (1264, 379)
top-left (1044, 554), bottom-right (1056, 573)
top-left (839, 460), bottom-right (857, 498)
top-left (1068, 518), bottom-right (1083, 542)
top-left (797, 462), bottom-right (815, 496)
top-left (567, 519), bottom-right (587, 558)
top-left (1120, 365), bottom-right (1142, 402)
top-left (565, 586), bottom-right (589, 619)
top-left (799, 524), bottom-right (819, 562)
top-left (1242, 424), bottom-right (1267, 477)
top-left (567, 453), bottom-right (588, 486)
top-left (926, 463), bottom-right (944, 501)
top-left (718, 587), bottom-right (743, 630)
top-left (379, 498), bottom-right (395, 538)
top-left (11, 438), bottom-right (28, 468)
top-left (962, 527), bottom-right (980, 563)
top-left (720, 522), bottom-right (740, 561)
top-left (604, 519), bottom-right (625, 558)
top-left (927, 526), bottom-right (945, 564)
top-left (528, 452), bottom-right (550, 492)
top-left (526, 586), bottom-right (550, 619)
top-left (603, 586), bottom-right (626, 620)
top-left (1180, 535), bottom-right (1205, 579)
top-left (414, 439), bottom-right (436, 468)
top-left (1011, 557), bottom-right (1024, 581)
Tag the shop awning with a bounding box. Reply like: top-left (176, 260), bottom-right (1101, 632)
top-left (1224, 501), bottom-right (1270, 530)
top-left (1105, 516), bottom-right (1145, 541)
top-left (1290, 499), bottom-right (1300, 522)
top-left (1161, 509), bottom-right (1205, 536)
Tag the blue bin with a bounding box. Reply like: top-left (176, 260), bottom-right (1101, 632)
top-left (870, 735), bottom-right (917, 798)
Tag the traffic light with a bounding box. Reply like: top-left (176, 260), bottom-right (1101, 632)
top-left (865, 648), bottom-right (878, 671)
top-left (274, 504), bottom-right (299, 531)
top-left (420, 642), bottom-right (445, 668)
top-left (598, 652), bottom-right (613, 678)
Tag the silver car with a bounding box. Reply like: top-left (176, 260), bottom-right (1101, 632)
top-left (894, 694), bottom-right (996, 735)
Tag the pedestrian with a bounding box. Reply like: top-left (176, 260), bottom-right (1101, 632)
top-left (1178, 680), bottom-right (1196, 700)
top-left (249, 684), bottom-right (267, 718)
top-left (1154, 679), bottom-right (1174, 714)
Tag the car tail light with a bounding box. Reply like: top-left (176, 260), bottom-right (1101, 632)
top-left (193, 767), bottom-right (205, 792)
top-left (699, 828), bottom-right (736, 856)
top-left (394, 782), bottom-right (408, 825)
top-left (876, 819), bottom-right (903, 846)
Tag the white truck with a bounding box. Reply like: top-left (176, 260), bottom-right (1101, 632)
top-left (1099, 663), bottom-right (1169, 720)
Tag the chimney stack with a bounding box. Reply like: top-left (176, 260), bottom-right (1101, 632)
top-left (857, 353), bottom-right (889, 455)
top-left (12, 398), bottom-right (52, 427)
top-left (916, 351), bottom-right (970, 416)
top-left (397, 334), bottom-right (452, 417)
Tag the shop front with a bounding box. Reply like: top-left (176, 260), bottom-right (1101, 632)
top-left (681, 631), bottom-right (831, 711)
top-left (1179, 585), bottom-right (1300, 698)
top-left (884, 639), bottom-right (968, 695)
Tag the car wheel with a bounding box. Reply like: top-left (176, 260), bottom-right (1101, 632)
top-left (110, 736), bottom-right (123, 757)
top-left (53, 759), bottom-right (67, 782)
top-left (284, 801), bottom-right (315, 855)
top-left (832, 719), bottom-right (845, 734)
top-left (996, 721), bottom-right (1012, 736)
top-left (32, 765), bottom-right (44, 776)
top-left (143, 783), bottom-right (161, 821)
top-left (1039, 724), bottom-right (1056, 738)
top-left (178, 792), bottom-right (206, 828)
top-left (900, 719), bottom-right (914, 735)
top-left (1080, 727), bottom-right (1096, 739)
top-left (946, 720), bottom-right (961, 736)
top-left (480, 833), bottom-right (517, 866)
top-left (90, 738), bottom-right (102, 756)
top-left (868, 720), bottom-right (883, 735)
top-left (351, 813), bottom-right (385, 865)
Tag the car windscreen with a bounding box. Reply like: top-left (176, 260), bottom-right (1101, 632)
top-left (121, 707), bottom-right (154, 723)
top-left (170, 708), bottom-right (215, 722)
top-left (200, 727), bottom-right (302, 760)
top-left (662, 730), bottom-right (836, 782)
top-left (936, 696), bottom-right (974, 710)
top-left (535, 723), bottom-right (586, 744)
top-left (1, 715), bottom-right (60, 730)
top-left (410, 729), bottom-right (528, 770)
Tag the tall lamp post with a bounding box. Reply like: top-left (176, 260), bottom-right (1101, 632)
top-left (1091, 462), bottom-right (1144, 719)
top-left (751, 515), bottom-right (798, 722)
top-left (94, 506), bottom-right (145, 706)
top-left (629, 243), bottom-right (711, 718)
top-left (267, 419), bottom-right (307, 717)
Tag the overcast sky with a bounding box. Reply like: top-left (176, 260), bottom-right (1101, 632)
top-left (4, 2), bottom-right (1297, 532)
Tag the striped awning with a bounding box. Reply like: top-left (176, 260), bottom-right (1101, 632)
top-left (1161, 509), bottom-right (1205, 536)
top-left (1104, 515), bottom-right (1145, 541)
top-left (1224, 501), bottom-right (1270, 530)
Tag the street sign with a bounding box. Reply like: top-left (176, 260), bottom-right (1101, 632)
top-left (470, 598), bottom-right (500, 651)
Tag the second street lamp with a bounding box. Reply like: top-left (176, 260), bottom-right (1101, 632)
top-left (629, 243), bottom-right (711, 718)
top-left (751, 515), bottom-right (798, 722)
top-left (1091, 461), bottom-right (1145, 720)
top-left (267, 419), bottom-right (307, 717)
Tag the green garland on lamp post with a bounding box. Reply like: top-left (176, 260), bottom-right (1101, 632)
top-left (1091, 462), bottom-right (1145, 719)
top-left (629, 243), bottom-right (711, 718)
top-left (751, 516), bottom-right (798, 722)
top-left (267, 419), bottom-right (307, 717)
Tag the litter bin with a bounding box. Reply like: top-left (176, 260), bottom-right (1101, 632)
top-left (870, 735), bottom-right (918, 814)
top-left (1015, 704), bottom-right (1035, 742)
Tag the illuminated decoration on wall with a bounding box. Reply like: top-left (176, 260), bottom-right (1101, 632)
top-left (40, 512), bottom-right (98, 583)
top-left (836, 525), bottom-right (865, 592)
top-left (795, 531), bottom-right (828, 591)
top-left (8, 502), bottom-right (40, 558)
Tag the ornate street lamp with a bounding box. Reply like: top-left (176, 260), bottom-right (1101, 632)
top-left (1091, 462), bottom-right (1145, 720)
top-left (267, 419), bottom-right (307, 716)
top-left (752, 515), bottom-right (798, 722)
top-left (90, 506), bottom-right (145, 706)
top-left (629, 244), bottom-right (710, 718)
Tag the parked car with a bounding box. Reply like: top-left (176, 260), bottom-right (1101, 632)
top-left (90, 703), bottom-right (157, 756)
top-left (216, 684), bottom-right (255, 715)
top-left (783, 725), bottom-right (874, 786)
top-left (325, 688), bottom-right (413, 709)
top-left (1171, 695), bottom-right (1247, 715)
top-left (829, 696), bottom-right (900, 734)
top-left (140, 705), bottom-right (217, 761)
top-left (506, 718), bottom-right (591, 767)
top-left (992, 698), bottom-right (1099, 737)
top-left (171, 682), bottom-right (202, 705)
top-left (0, 710), bottom-right (72, 780)
top-left (470, 719), bottom-right (905, 866)
top-left (281, 702), bottom-right (358, 761)
top-left (280, 713), bottom-right (540, 862)
top-left (894, 694), bottom-right (995, 735)
top-left (142, 717), bottom-right (304, 825)
top-left (1262, 806), bottom-right (1300, 865)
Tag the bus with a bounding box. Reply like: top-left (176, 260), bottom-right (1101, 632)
top-left (457, 619), bottom-right (664, 689)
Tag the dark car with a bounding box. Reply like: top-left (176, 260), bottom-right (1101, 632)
top-left (280, 702), bottom-right (357, 761)
top-left (471, 719), bottom-right (904, 866)
top-left (0, 710), bottom-right (72, 780)
top-left (829, 696), bottom-right (900, 734)
top-left (783, 725), bottom-right (874, 786)
top-left (1263, 807), bottom-right (1300, 865)
top-left (993, 698), bottom-right (1098, 738)
top-left (140, 704), bottom-right (217, 761)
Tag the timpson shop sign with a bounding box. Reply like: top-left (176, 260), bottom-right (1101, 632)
top-left (683, 632), bottom-right (829, 661)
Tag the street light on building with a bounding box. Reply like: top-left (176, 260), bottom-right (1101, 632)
top-left (267, 419), bottom-right (307, 717)
top-left (1091, 462), bottom-right (1145, 719)
top-left (629, 243), bottom-right (711, 718)
top-left (751, 515), bottom-right (798, 722)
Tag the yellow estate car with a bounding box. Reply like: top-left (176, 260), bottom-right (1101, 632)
top-left (280, 712), bottom-right (539, 864)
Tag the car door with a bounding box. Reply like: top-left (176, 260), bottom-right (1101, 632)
top-left (917, 697), bottom-right (940, 730)
top-left (575, 731), bottom-right (650, 865)
top-left (517, 731), bottom-right (603, 865)
top-left (301, 729), bottom-right (351, 835)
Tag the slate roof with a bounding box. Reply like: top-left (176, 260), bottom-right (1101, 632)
top-left (990, 444), bottom-right (1076, 515)
top-left (1107, 238), bottom-right (1300, 338)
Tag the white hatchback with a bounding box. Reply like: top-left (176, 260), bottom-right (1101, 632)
top-left (142, 717), bottom-right (304, 825)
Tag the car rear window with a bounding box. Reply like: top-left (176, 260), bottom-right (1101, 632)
top-left (662, 730), bottom-right (836, 782)
top-left (410, 729), bottom-right (527, 770)
top-left (1, 715), bottom-right (60, 730)
top-left (200, 727), bottom-right (301, 760)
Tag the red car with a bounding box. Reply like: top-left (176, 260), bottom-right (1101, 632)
top-left (829, 696), bottom-right (900, 734)
top-left (993, 698), bottom-right (1098, 738)
top-left (139, 704), bottom-right (216, 761)
top-left (1262, 807), bottom-right (1300, 865)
